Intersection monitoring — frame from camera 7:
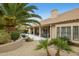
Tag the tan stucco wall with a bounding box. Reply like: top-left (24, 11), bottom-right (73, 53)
top-left (32, 22), bottom-right (79, 39)
top-left (51, 22), bottom-right (79, 39)
top-left (56, 22), bottom-right (79, 27)
top-left (32, 8), bottom-right (79, 39)
top-left (51, 25), bottom-right (56, 38)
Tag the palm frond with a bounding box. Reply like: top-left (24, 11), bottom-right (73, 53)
top-left (0, 8), bottom-right (4, 16)
top-left (19, 19), bottom-right (40, 25)
top-left (26, 14), bottom-right (42, 19)
top-left (0, 4), bottom-right (8, 15)
top-left (16, 10), bottom-right (27, 17)
top-left (7, 3), bottom-right (17, 15)
top-left (50, 38), bottom-right (73, 53)
top-left (0, 24), bottom-right (5, 29)
top-left (35, 39), bottom-right (49, 50)
top-left (24, 5), bottom-right (38, 13)
top-left (35, 44), bottom-right (43, 50)
top-left (16, 3), bottom-right (28, 12)
top-left (22, 23), bottom-right (32, 27)
top-left (0, 3), bottom-right (41, 33)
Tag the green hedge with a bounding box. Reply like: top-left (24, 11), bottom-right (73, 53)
top-left (0, 30), bottom-right (11, 44)
top-left (11, 31), bottom-right (20, 41)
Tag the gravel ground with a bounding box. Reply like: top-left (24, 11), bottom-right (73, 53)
top-left (0, 41), bottom-right (79, 56)
top-left (0, 41), bottom-right (47, 56)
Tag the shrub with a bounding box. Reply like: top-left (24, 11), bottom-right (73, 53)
top-left (49, 38), bottom-right (74, 56)
top-left (11, 31), bottom-right (20, 41)
top-left (25, 37), bottom-right (33, 42)
top-left (35, 39), bottom-right (51, 56)
top-left (0, 30), bottom-right (11, 44)
top-left (59, 37), bottom-right (70, 41)
top-left (58, 37), bottom-right (72, 45)
top-left (23, 30), bottom-right (28, 33)
top-left (21, 34), bottom-right (26, 38)
top-left (0, 24), bottom-right (4, 30)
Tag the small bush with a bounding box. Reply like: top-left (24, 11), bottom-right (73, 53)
top-left (25, 37), bottom-right (33, 42)
top-left (21, 34), bottom-right (26, 38)
top-left (0, 24), bottom-right (4, 30)
top-left (23, 30), bottom-right (28, 33)
top-left (0, 30), bottom-right (11, 44)
top-left (11, 31), bottom-right (20, 41)
top-left (59, 37), bottom-right (70, 41)
top-left (58, 37), bottom-right (72, 45)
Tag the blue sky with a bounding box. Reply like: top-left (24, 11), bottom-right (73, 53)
top-left (30, 3), bottom-right (79, 19)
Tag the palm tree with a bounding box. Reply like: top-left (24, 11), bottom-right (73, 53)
top-left (0, 3), bottom-right (41, 33)
top-left (50, 38), bottom-right (73, 56)
top-left (35, 39), bottom-right (51, 56)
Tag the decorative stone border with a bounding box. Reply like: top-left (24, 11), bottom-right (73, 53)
top-left (0, 38), bottom-right (24, 53)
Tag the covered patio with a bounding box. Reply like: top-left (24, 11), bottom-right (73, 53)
top-left (28, 25), bottom-right (53, 38)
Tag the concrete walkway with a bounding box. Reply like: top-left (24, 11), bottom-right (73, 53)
top-left (24, 34), bottom-right (46, 40)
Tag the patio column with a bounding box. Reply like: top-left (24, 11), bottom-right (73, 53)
top-left (39, 27), bottom-right (41, 37)
top-left (33, 27), bottom-right (35, 35)
top-left (71, 26), bottom-right (73, 40)
top-left (50, 25), bottom-right (52, 39)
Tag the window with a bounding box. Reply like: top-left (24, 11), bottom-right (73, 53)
top-left (57, 27), bottom-right (60, 37)
top-left (57, 26), bottom-right (79, 40)
top-left (73, 26), bottom-right (79, 40)
top-left (61, 27), bottom-right (66, 38)
top-left (66, 27), bottom-right (71, 39)
top-left (57, 26), bottom-right (71, 39)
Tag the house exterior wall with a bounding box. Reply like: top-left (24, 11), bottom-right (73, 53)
top-left (55, 22), bottom-right (79, 27)
top-left (30, 21), bottom-right (79, 41)
top-left (29, 9), bottom-right (79, 41)
top-left (53, 22), bottom-right (79, 40)
top-left (51, 25), bottom-right (56, 39)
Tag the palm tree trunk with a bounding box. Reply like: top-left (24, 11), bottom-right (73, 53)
top-left (55, 49), bottom-right (60, 56)
top-left (46, 48), bottom-right (51, 56)
top-left (5, 25), bottom-right (16, 33)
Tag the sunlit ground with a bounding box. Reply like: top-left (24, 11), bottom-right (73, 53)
top-left (0, 40), bottom-right (79, 56)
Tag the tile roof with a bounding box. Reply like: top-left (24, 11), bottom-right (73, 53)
top-left (33, 8), bottom-right (79, 27)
